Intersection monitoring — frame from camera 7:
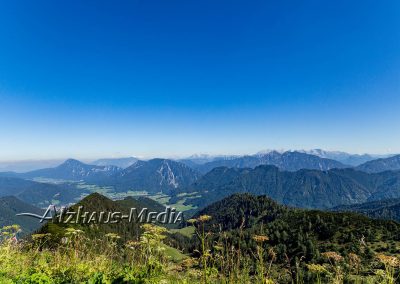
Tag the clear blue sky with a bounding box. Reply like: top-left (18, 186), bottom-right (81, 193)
top-left (0, 0), bottom-right (399, 160)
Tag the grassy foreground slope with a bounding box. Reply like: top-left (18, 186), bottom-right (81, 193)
top-left (2, 193), bottom-right (400, 283)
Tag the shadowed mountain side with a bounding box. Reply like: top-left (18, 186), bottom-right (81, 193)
top-left (0, 196), bottom-right (45, 234)
top-left (332, 198), bottom-right (400, 222)
top-left (179, 166), bottom-right (400, 209)
top-left (356, 155), bottom-right (400, 173)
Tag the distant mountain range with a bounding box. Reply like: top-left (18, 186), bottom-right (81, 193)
top-left (0, 149), bottom-right (396, 173)
top-left (180, 149), bottom-right (393, 168)
top-left (91, 157), bottom-right (138, 168)
top-left (355, 154), bottom-right (400, 173)
top-left (1, 150), bottom-right (400, 210)
top-left (108, 159), bottom-right (200, 194)
top-left (20, 159), bottom-right (122, 182)
top-left (178, 154), bottom-right (239, 168)
top-left (298, 149), bottom-right (390, 166)
top-left (180, 165), bottom-right (400, 209)
top-left (5, 158), bottom-right (200, 195)
top-left (190, 151), bottom-right (349, 173)
top-left (6, 152), bottom-right (358, 195)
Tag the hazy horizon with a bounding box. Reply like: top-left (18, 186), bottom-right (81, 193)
top-left (0, 148), bottom-right (396, 164)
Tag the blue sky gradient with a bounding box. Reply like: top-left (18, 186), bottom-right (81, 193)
top-left (0, 0), bottom-right (399, 160)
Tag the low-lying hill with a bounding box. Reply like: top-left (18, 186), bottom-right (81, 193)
top-left (191, 193), bottom-right (400, 264)
top-left (0, 196), bottom-right (44, 234)
top-left (0, 176), bottom-right (83, 207)
top-left (332, 198), bottom-right (400, 222)
top-left (116, 196), bottom-right (166, 212)
top-left (37, 193), bottom-right (171, 241)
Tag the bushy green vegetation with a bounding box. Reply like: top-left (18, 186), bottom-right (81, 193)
top-left (3, 193), bottom-right (400, 283)
top-left (184, 193), bottom-right (400, 283)
top-left (0, 224), bottom-right (196, 283)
